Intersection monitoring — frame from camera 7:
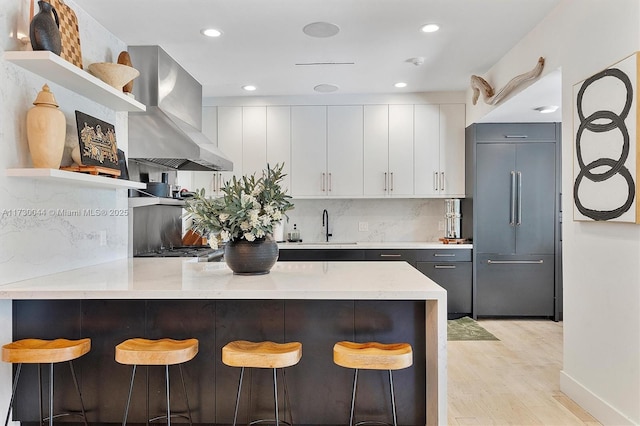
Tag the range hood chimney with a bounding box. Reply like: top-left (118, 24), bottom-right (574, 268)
top-left (127, 45), bottom-right (232, 171)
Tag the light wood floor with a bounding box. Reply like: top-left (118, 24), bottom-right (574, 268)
top-left (447, 319), bottom-right (601, 426)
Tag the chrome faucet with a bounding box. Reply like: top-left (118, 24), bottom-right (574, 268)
top-left (322, 209), bottom-right (332, 242)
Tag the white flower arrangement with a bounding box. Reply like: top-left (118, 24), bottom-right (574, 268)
top-left (184, 163), bottom-right (293, 247)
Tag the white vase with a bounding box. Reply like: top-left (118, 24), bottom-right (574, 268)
top-left (26, 84), bottom-right (66, 168)
top-left (272, 222), bottom-right (284, 242)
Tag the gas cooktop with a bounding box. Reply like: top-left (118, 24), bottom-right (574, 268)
top-left (135, 246), bottom-right (224, 262)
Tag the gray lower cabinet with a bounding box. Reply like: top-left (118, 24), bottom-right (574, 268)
top-left (416, 249), bottom-right (472, 318)
top-left (279, 248), bottom-right (473, 318)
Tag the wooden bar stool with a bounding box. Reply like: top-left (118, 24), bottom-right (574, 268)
top-left (222, 340), bottom-right (302, 426)
top-left (333, 341), bottom-right (413, 426)
top-left (2, 338), bottom-right (91, 426)
top-left (115, 338), bottom-right (199, 426)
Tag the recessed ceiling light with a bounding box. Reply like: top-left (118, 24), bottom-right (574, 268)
top-left (394, 82), bottom-right (407, 88)
top-left (201, 28), bottom-right (223, 38)
top-left (242, 85), bottom-right (257, 92)
top-left (303, 22), bottom-right (340, 38)
top-left (420, 23), bottom-right (440, 33)
top-left (314, 84), bottom-right (339, 93)
top-left (534, 105), bottom-right (559, 113)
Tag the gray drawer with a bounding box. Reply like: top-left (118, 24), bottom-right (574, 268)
top-left (365, 249), bottom-right (416, 266)
top-left (416, 249), bottom-right (471, 262)
top-left (474, 123), bottom-right (557, 142)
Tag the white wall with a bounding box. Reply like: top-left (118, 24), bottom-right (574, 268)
top-left (0, 0), bottom-right (131, 284)
top-left (467, 1), bottom-right (640, 424)
top-left (0, 0), bottom-right (133, 420)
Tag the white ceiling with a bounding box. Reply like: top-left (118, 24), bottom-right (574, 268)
top-left (73, 0), bottom-right (562, 121)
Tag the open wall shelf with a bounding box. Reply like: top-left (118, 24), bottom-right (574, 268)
top-left (6, 168), bottom-right (146, 190)
top-left (4, 51), bottom-right (146, 112)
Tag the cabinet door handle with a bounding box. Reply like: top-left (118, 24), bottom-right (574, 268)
top-left (504, 135), bottom-right (528, 139)
top-left (380, 254), bottom-right (402, 257)
top-left (434, 172), bottom-right (438, 191)
top-left (433, 253), bottom-right (456, 257)
top-left (390, 172), bottom-right (394, 191)
top-left (516, 171), bottom-right (522, 225)
top-left (434, 265), bottom-right (456, 269)
top-left (384, 172), bottom-right (388, 191)
top-left (440, 172), bottom-right (445, 191)
top-left (328, 172), bottom-right (332, 192)
top-left (510, 171), bottom-right (516, 226)
top-left (322, 173), bottom-right (326, 192)
top-left (487, 260), bottom-right (544, 264)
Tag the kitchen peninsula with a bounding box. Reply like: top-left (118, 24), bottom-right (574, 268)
top-left (0, 260), bottom-right (446, 426)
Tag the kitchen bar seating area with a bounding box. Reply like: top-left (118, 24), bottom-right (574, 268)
top-left (0, 260), bottom-right (445, 425)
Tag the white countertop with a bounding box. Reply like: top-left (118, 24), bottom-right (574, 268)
top-left (278, 241), bottom-right (472, 249)
top-left (0, 259), bottom-right (446, 301)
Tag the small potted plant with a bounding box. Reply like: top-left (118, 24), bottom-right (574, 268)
top-left (184, 163), bottom-right (293, 274)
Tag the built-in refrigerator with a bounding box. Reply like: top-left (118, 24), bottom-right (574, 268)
top-left (465, 123), bottom-right (561, 319)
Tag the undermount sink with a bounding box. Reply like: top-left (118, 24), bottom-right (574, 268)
top-left (288, 241), bottom-right (358, 245)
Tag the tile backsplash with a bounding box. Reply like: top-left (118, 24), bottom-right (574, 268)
top-left (282, 198), bottom-right (448, 243)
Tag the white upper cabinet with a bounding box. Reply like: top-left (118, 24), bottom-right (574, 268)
top-left (242, 106), bottom-right (267, 177)
top-left (414, 104), bottom-right (441, 196)
top-left (217, 106), bottom-right (244, 192)
top-left (291, 106), bottom-right (327, 197)
top-left (415, 104), bottom-right (465, 197)
top-left (364, 105), bottom-right (414, 197)
top-left (266, 106), bottom-right (292, 193)
top-left (388, 105), bottom-right (415, 196)
top-left (439, 104), bottom-right (466, 197)
top-left (364, 105), bottom-right (389, 196)
top-left (214, 102), bottom-right (465, 199)
top-left (327, 106), bottom-right (363, 197)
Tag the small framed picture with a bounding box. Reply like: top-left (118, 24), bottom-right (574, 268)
top-left (74, 111), bottom-right (119, 170)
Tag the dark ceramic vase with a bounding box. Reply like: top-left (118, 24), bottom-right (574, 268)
top-left (224, 235), bottom-right (279, 275)
top-left (30, 1), bottom-right (62, 55)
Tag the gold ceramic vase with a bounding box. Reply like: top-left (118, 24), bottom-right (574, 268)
top-left (26, 84), bottom-right (66, 168)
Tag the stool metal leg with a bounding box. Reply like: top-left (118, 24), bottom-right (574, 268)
top-left (232, 366), bottom-right (245, 426)
top-left (122, 365), bottom-right (137, 426)
top-left (38, 364), bottom-right (43, 426)
top-left (165, 365), bottom-right (171, 426)
top-left (388, 370), bottom-right (397, 426)
top-left (48, 363), bottom-right (53, 426)
top-left (68, 360), bottom-right (89, 426)
top-left (349, 368), bottom-right (359, 426)
top-left (178, 364), bottom-right (194, 426)
top-left (272, 368), bottom-right (279, 425)
top-left (3, 363), bottom-right (22, 426)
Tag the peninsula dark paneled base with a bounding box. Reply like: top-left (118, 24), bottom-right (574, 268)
top-left (11, 299), bottom-right (426, 425)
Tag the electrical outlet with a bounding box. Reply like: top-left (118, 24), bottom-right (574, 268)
top-left (99, 230), bottom-right (107, 246)
top-left (358, 222), bottom-right (369, 232)
top-left (438, 221), bottom-right (445, 231)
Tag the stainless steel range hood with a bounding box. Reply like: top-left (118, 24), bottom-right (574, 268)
top-left (127, 45), bottom-right (232, 171)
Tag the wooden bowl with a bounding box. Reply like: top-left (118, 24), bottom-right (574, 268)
top-left (88, 62), bottom-right (140, 91)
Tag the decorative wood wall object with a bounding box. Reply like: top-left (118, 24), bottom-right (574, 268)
top-left (470, 57), bottom-right (545, 106)
top-left (45, 0), bottom-right (82, 69)
top-left (573, 52), bottom-right (639, 223)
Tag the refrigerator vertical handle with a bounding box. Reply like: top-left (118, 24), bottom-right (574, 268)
top-left (517, 171), bottom-right (522, 225)
top-left (510, 171), bottom-right (516, 226)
